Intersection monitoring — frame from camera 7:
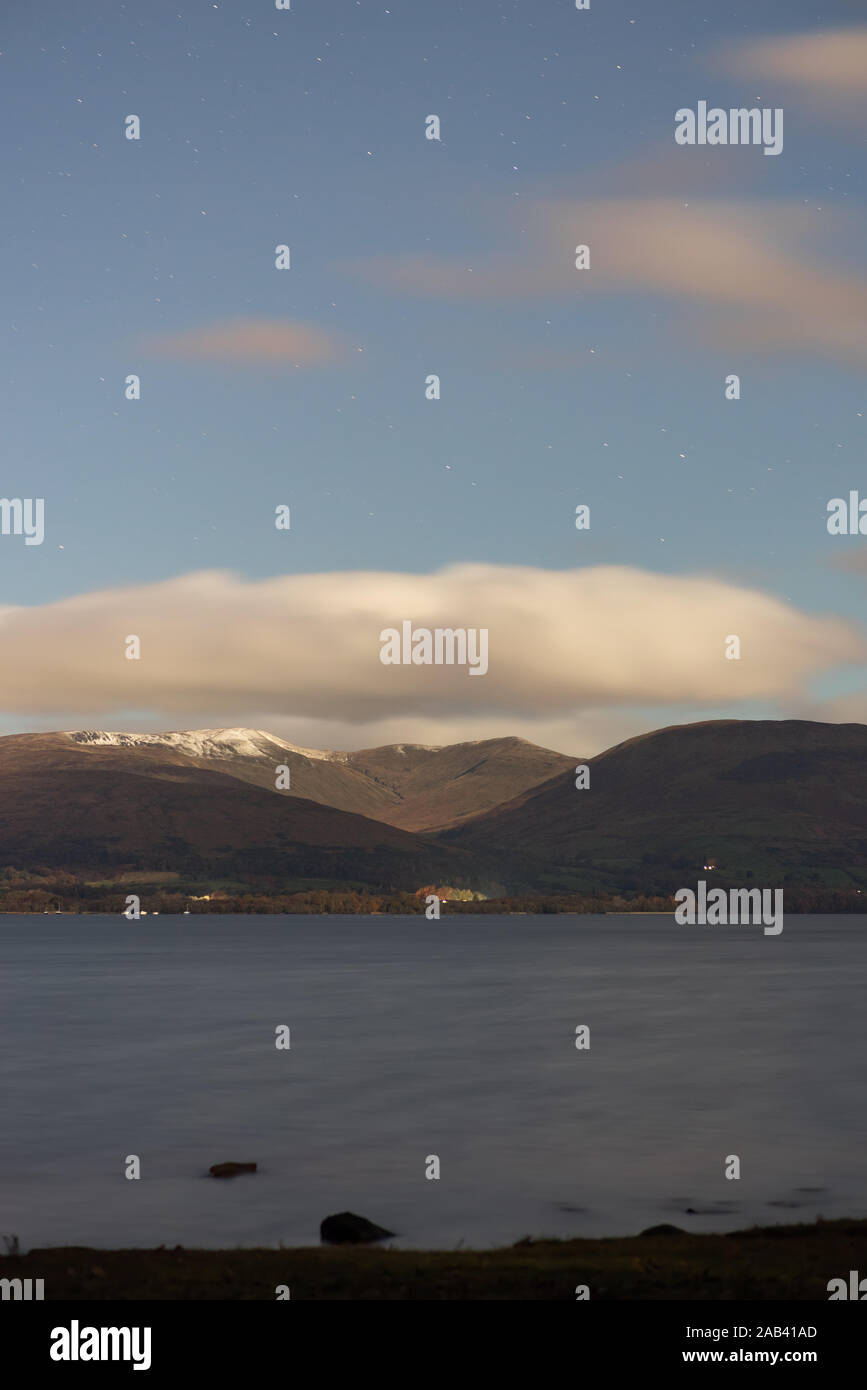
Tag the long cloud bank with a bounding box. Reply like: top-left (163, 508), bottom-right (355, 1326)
top-left (0, 566), bottom-right (859, 728)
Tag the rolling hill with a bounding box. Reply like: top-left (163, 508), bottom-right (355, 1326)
top-left (441, 719), bottom-right (867, 893)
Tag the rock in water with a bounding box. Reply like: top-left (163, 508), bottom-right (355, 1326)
top-left (639, 1223), bottom-right (686, 1236)
top-left (320, 1212), bottom-right (395, 1244)
top-left (209, 1162), bottom-right (257, 1178)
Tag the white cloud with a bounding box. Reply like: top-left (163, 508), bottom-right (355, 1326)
top-left (0, 566), bottom-right (859, 754)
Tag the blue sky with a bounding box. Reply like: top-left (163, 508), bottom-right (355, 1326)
top-left (1, 0), bottom-right (866, 752)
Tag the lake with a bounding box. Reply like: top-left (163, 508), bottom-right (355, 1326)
top-left (1, 913), bottom-right (864, 1251)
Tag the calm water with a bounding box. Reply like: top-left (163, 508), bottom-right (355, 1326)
top-left (1, 914), bottom-right (865, 1252)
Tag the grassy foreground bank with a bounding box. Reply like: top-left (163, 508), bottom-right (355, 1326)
top-left (4, 1220), bottom-right (865, 1300)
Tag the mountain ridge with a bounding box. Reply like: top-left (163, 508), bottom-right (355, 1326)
top-left (57, 728), bottom-right (574, 831)
top-left (2, 720), bottom-right (866, 897)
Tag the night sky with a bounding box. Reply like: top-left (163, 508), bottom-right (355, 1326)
top-left (1, 0), bottom-right (865, 754)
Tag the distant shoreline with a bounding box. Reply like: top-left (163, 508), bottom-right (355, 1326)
top-left (3, 879), bottom-right (865, 917)
top-left (3, 907), bottom-right (866, 917)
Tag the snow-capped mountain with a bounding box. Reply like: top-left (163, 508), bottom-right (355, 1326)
top-left (60, 728), bottom-right (573, 830)
top-left (66, 728), bottom-right (347, 763)
top-left (0, 727), bottom-right (572, 887)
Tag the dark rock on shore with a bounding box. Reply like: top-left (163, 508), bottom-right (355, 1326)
top-left (640, 1224), bottom-right (686, 1236)
top-left (209, 1162), bottom-right (257, 1179)
top-left (320, 1212), bottom-right (395, 1244)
